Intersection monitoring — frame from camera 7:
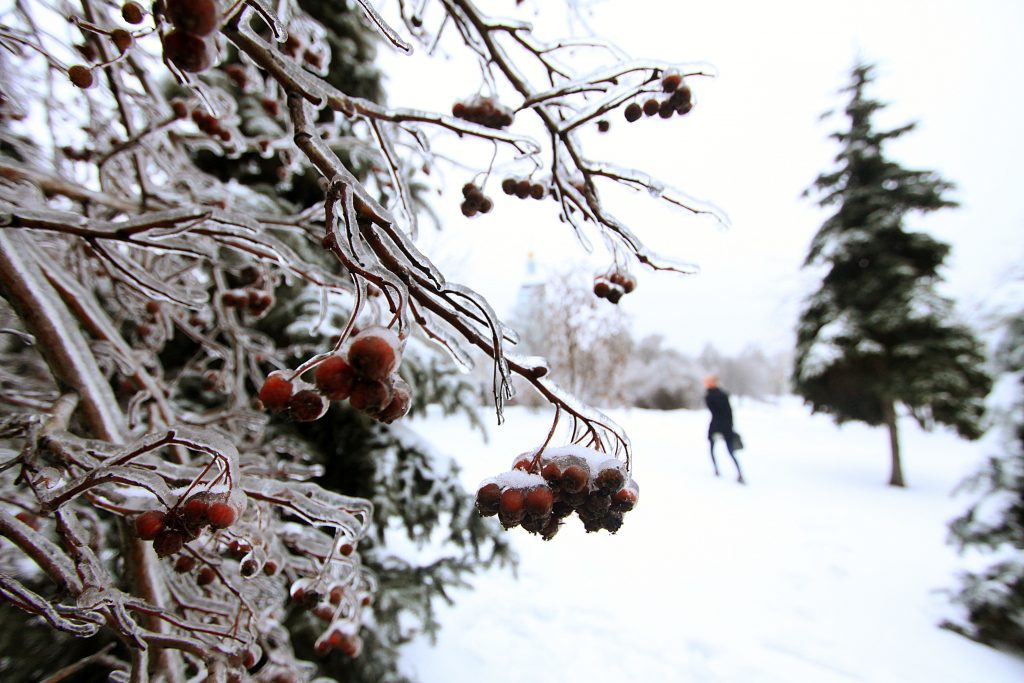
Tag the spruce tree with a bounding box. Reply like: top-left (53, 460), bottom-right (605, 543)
top-left (793, 62), bottom-right (991, 487)
top-left (946, 293), bottom-right (1024, 651)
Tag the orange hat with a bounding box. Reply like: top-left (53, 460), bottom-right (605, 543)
top-left (703, 374), bottom-right (718, 389)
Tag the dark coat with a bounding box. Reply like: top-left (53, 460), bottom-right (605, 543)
top-left (705, 387), bottom-right (734, 438)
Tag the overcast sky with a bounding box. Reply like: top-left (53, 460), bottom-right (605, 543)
top-left (381, 0), bottom-right (1024, 357)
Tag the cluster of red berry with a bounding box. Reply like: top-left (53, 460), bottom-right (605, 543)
top-left (501, 176), bottom-right (548, 200)
top-left (475, 446), bottom-right (639, 538)
top-left (134, 492), bottom-right (240, 558)
top-left (623, 71), bottom-right (694, 123)
top-left (460, 182), bottom-right (493, 217)
top-left (290, 578), bottom-right (368, 658)
top-left (593, 270), bottom-right (636, 304)
top-left (259, 326), bottom-right (411, 424)
top-left (452, 96), bottom-right (514, 129)
top-left (160, 0), bottom-right (221, 73)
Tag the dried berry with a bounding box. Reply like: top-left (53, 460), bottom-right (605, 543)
top-left (658, 99), bottom-right (675, 119)
top-left (314, 355), bottom-right (356, 401)
top-left (529, 183), bottom-right (546, 200)
top-left (501, 177), bottom-right (517, 195)
top-left (643, 98), bottom-right (660, 117)
top-left (597, 119), bottom-right (610, 133)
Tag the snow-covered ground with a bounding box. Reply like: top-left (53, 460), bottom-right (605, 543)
top-left (399, 399), bottom-right (1024, 683)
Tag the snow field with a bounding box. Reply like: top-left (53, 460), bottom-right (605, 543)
top-left (400, 399), bottom-right (1024, 682)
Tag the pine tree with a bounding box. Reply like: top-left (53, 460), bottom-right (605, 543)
top-left (0, 0), bottom-right (712, 680)
top-left (793, 62), bottom-right (991, 487)
top-left (945, 290), bottom-right (1024, 652)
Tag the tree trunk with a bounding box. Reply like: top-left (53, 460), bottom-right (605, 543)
top-left (882, 399), bottom-right (905, 487)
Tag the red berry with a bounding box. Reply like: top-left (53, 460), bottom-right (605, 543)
top-left (111, 29), bottom-right (133, 53)
top-left (524, 486), bottom-right (554, 517)
top-left (121, 2), bottom-right (144, 24)
top-left (340, 542), bottom-right (354, 556)
top-left (197, 566), bottom-right (217, 586)
top-left (595, 464), bottom-right (626, 493)
top-left (263, 560), bottom-right (279, 576)
top-left (658, 100), bottom-right (675, 119)
top-left (68, 65), bottom-right (94, 89)
top-left (499, 488), bottom-right (526, 517)
top-left (540, 462), bottom-right (561, 482)
top-left (501, 177), bottom-right (517, 195)
top-left (258, 373), bottom-right (293, 412)
top-left (643, 98), bottom-right (660, 117)
top-left (560, 465), bottom-right (589, 494)
top-left (611, 486), bottom-right (638, 512)
top-left (347, 329), bottom-right (399, 380)
top-left (661, 71), bottom-right (682, 93)
top-left (315, 355), bottom-right (356, 400)
top-left (162, 30), bottom-right (213, 73)
top-left (135, 510), bottom-right (167, 540)
top-left (289, 388), bottom-right (327, 422)
top-left (376, 379), bottom-right (412, 424)
top-left (475, 482), bottom-right (501, 516)
top-left (594, 280), bottom-right (610, 298)
top-left (348, 377), bottom-right (394, 415)
top-left (206, 501), bottom-right (236, 529)
top-left (165, 0), bottom-right (220, 37)
top-left (182, 496), bottom-right (209, 526)
top-left (621, 275), bottom-right (637, 293)
top-left (153, 529), bottom-right (184, 557)
top-left (330, 586), bottom-right (345, 605)
top-left (174, 555), bottom-right (197, 573)
top-left (512, 456), bottom-right (532, 471)
top-left (624, 102), bottom-right (642, 122)
top-left (670, 84), bottom-right (692, 110)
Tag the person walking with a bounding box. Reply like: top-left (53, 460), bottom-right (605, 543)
top-left (704, 374), bottom-right (745, 484)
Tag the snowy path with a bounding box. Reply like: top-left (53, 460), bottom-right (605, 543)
top-left (400, 400), bottom-right (1024, 682)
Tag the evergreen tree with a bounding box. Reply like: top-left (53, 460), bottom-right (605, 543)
top-left (945, 288), bottom-right (1024, 652)
top-left (793, 62), bottom-right (991, 487)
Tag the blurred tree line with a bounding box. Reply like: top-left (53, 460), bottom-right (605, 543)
top-left (503, 269), bottom-right (790, 410)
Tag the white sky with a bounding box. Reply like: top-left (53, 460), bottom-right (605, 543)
top-left (380, 0), bottom-right (1024, 356)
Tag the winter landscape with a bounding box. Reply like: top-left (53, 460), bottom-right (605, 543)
top-left (0, 0), bottom-right (1022, 681)
top-left (401, 402), bottom-right (1024, 683)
